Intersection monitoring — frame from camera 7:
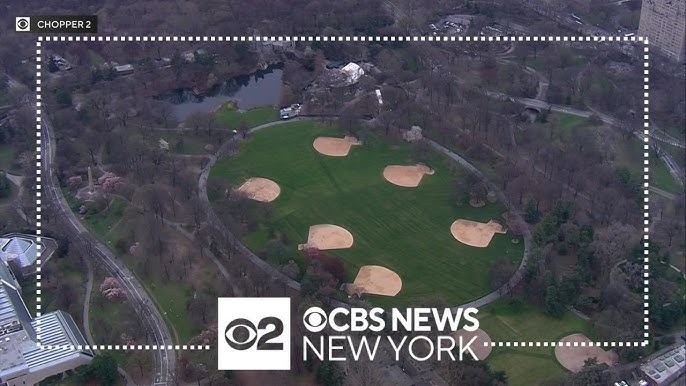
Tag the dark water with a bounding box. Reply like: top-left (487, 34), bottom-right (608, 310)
top-left (167, 64), bottom-right (283, 121)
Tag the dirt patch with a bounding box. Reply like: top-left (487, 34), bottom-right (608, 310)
top-left (347, 265), bottom-right (402, 297)
top-left (450, 219), bottom-right (505, 248)
top-left (382, 164), bottom-right (435, 187)
top-left (555, 333), bottom-right (619, 373)
top-left (469, 198), bottom-right (486, 207)
top-left (313, 135), bottom-right (361, 157)
top-left (236, 177), bottom-right (281, 202)
top-left (298, 224), bottom-right (354, 250)
top-left (451, 328), bottom-right (493, 360)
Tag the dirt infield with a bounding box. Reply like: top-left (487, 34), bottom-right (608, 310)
top-left (382, 164), bottom-right (435, 187)
top-left (555, 334), bottom-right (619, 373)
top-left (451, 328), bottom-right (493, 360)
top-left (347, 265), bottom-right (402, 297)
top-left (236, 177), bottom-right (281, 202)
top-left (450, 219), bottom-right (506, 248)
top-left (312, 135), bottom-right (361, 156)
top-left (299, 224), bottom-right (354, 250)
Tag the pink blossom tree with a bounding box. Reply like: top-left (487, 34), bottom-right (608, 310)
top-left (67, 175), bottom-right (83, 191)
top-left (100, 277), bottom-right (126, 302)
top-left (98, 172), bottom-right (122, 196)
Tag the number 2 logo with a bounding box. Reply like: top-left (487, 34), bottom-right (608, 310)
top-left (224, 316), bottom-right (284, 350)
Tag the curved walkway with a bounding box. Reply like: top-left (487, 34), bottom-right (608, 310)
top-left (426, 140), bottom-right (532, 310)
top-left (198, 118), bottom-right (313, 294)
top-left (199, 117), bottom-right (530, 311)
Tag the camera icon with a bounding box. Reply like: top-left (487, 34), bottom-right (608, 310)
top-left (16, 17), bottom-right (31, 32)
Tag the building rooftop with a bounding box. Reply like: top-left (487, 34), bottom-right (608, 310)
top-left (114, 64), bottom-right (134, 73)
top-left (0, 234), bottom-right (58, 276)
top-left (0, 261), bottom-right (92, 384)
top-left (0, 236), bottom-right (36, 268)
top-left (640, 344), bottom-right (686, 385)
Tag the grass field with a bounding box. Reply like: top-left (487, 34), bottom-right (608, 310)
top-left (155, 130), bottom-right (213, 155)
top-left (614, 136), bottom-right (683, 194)
top-left (215, 102), bottom-right (278, 128)
top-left (479, 299), bottom-right (593, 386)
top-left (0, 144), bottom-right (20, 174)
top-left (210, 121), bottom-right (524, 307)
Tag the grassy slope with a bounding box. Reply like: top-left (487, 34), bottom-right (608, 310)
top-left (479, 299), bottom-right (593, 386)
top-left (0, 144), bottom-right (20, 174)
top-left (210, 121), bottom-right (524, 307)
top-left (614, 136), bottom-right (683, 194)
top-left (216, 103), bottom-right (279, 128)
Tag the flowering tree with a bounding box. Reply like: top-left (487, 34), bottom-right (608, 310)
top-left (100, 277), bottom-right (126, 302)
top-left (67, 175), bottom-right (83, 190)
top-left (98, 172), bottom-right (122, 196)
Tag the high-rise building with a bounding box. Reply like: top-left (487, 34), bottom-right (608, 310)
top-left (639, 0), bottom-right (686, 62)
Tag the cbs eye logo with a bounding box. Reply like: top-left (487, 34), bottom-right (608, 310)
top-left (224, 316), bottom-right (284, 350)
top-left (303, 307), bottom-right (327, 332)
top-left (217, 297), bottom-right (291, 370)
top-left (16, 17), bottom-right (31, 32)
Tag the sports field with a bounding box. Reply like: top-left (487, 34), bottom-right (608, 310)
top-left (209, 121), bottom-right (524, 306)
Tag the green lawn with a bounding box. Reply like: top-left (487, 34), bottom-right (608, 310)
top-left (155, 130), bottom-right (213, 155)
top-left (215, 102), bottom-right (278, 128)
top-left (82, 197), bottom-right (127, 236)
top-left (210, 121), bottom-right (524, 307)
top-left (479, 299), bottom-right (593, 386)
top-left (614, 137), bottom-right (684, 194)
top-left (555, 112), bottom-right (586, 133)
top-left (0, 144), bottom-right (20, 174)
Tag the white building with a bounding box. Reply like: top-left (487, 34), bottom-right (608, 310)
top-left (113, 64), bottom-right (134, 75)
top-left (340, 62), bottom-right (364, 85)
top-left (0, 261), bottom-right (93, 385)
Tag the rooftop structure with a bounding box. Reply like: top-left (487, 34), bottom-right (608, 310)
top-left (640, 344), bottom-right (686, 385)
top-left (0, 261), bottom-right (92, 385)
top-left (113, 64), bottom-right (134, 75)
top-left (0, 234), bottom-right (57, 277)
top-left (638, 0), bottom-right (686, 62)
top-left (340, 62), bottom-right (364, 85)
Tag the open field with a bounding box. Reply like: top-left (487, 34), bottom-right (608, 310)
top-left (479, 299), bottom-right (594, 386)
top-left (209, 121), bottom-right (524, 307)
top-left (216, 103), bottom-right (278, 128)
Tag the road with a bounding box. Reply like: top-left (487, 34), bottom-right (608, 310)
top-left (42, 116), bottom-right (175, 385)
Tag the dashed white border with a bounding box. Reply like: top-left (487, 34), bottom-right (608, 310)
top-left (36, 35), bottom-right (649, 351)
top-left (37, 35), bottom-right (643, 42)
top-left (42, 344), bottom-right (212, 351)
top-left (36, 39), bottom-right (42, 347)
top-left (642, 40), bottom-right (651, 347)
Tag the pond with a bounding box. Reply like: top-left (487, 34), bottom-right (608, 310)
top-left (166, 64), bottom-right (283, 121)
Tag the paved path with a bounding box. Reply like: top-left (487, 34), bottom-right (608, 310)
top-left (82, 257), bottom-right (96, 349)
top-left (426, 140), bottom-right (532, 310)
top-left (198, 116), bottom-right (531, 311)
top-left (43, 115), bottom-right (175, 385)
